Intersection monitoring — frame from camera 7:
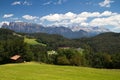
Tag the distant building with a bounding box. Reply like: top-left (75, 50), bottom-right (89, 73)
top-left (47, 50), bottom-right (57, 55)
top-left (58, 47), bottom-right (70, 49)
top-left (10, 55), bottom-right (23, 63)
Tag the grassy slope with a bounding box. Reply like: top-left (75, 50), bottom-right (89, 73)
top-left (0, 62), bottom-right (120, 80)
top-left (24, 37), bottom-right (46, 46)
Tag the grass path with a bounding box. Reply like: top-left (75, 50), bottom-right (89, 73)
top-left (0, 62), bottom-right (120, 80)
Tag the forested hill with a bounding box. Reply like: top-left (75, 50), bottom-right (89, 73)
top-left (26, 33), bottom-right (80, 50)
top-left (1, 28), bottom-right (120, 54)
top-left (0, 28), bottom-right (29, 64)
top-left (0, 28), bottom-right (120, 54)
top-left (0, 28), bottom-right (14, 35)
top-left (75, 32), bottom-right (120, 54)
top-left (25, 31), bottom-right (120, 55)
top-left (0, 28), bottom-right (120, 68)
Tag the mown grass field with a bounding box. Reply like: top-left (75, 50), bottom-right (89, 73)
top-left (0, 62), bottom-right (120, 80)
top-left (24, 37), bottom-right (46, 46)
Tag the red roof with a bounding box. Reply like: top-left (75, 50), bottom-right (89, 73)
top-left (10, 55), bottom-right (21, 60)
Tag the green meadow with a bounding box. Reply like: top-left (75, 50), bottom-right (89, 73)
top-left (0, 62), bottom-right (120, 80)
top-left (24, 37), bottom-right (46, 46)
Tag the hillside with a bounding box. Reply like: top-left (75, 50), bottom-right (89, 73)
top-left (26, 33), bottom-right (79, 49)
top-left (24, 37), bottom-right (46, 46)
top-left (76, 32), bottom-right (120, 54)
top-left (26, 32), bottom-right (120, 54)
top-left (0, 28), bottom-right (120, 68)
top-left (0, 28), bottom-right (33, 64)
top-left (0, 62), bottom-right (120, 80)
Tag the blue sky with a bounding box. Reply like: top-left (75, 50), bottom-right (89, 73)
top-left (0, 0), bottom-right (120, 32)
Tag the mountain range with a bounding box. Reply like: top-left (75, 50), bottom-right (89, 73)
top-left (1, 22), bottom-right (110, 38)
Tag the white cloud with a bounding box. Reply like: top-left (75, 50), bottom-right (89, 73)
top-left (41, 11), bottom-right (116, 23)
top-left (40, 14), bottom-right (62, 21)
top-left (43, 1), bottom-right (52, 5)
top-left (54, 0), bottom-right (62, 5)
top-left (99, 0), bottom-right (114, 7)
top-left (70, 17), bottom-right (87, 23)
top-left (89, 14), bottom-right (120, 27)
top-left (40, 11), bottom-right (120, 32)
top-left (10, 17), bottom-right (19, 20)
top-left (89, 14), bottom-right (120, 32)
top-left (23, 0), bottom-right (32, 6)
top-left (64, 12), bottom-right (76, 19)
top-left (78, 12), bottom-right (100, 18)
top-left (22, 15), bottom-right (39, 20)
top-left (3, 14), bottom-right (14, 18)
top-left (80, 22), bottom-right (89, 27)
top-left (78, 11), bottom-right (116, 18)
top-left (11, 0), bottom-right (32, 6)
top-left (40, 12), bottom-right (76, 22)
top-left (54, 0), bottom-right (67, 5)
top-left (11, 1), bottom-right (21, 5)
top-left (40, 11), bottom-right (116, 23)
top-left (49, 21), bottom-right (71, 27)
top-left (15, 20), bottom-right (23, 22)
top-left (0, 21), bottom-right (9, 28)
top-left (42, 0), bottom-right (67, 6)
top-left (101, 11), bottom-right (113, 16)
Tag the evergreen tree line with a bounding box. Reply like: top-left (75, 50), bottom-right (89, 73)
top-left (0, 29), bottom-right (120, 69)
top-left (0, 29), bottom-right (32, 64)
top-left (29, 46), bottom-right (120, 69)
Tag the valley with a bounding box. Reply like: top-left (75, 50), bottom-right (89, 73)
top-left (0, 0), bottom-right (120, 80)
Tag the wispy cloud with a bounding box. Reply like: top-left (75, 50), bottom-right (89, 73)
top-left (11, 1), bottom-right (21, 5)
top-left (22, 15), bottom-right (39, 20)
top-left (99, 0), bottom-right (114, 7)
top-left (54, 0), bottom-right (67, 5)
top-left (23, 0), bottom-right (32, 6)
top-left (42, 0), bottom-right (67, 6)
top-left (85, 2), bottom-right (92, 5)
top-left (3, 14), bottom-right (14, 18)
top-left (11, 0), bottom-right (32, 6)
top-left (43, 1), bottom-right (52, 6)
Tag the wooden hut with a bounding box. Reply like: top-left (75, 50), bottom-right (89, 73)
top-left (10, 55), bottom-right (23, 63)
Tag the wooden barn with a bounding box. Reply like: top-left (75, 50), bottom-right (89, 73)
top-left (10, 55), bottom-right (24, 63)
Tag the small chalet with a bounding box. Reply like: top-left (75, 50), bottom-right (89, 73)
top-left (10, 55), bottom-right (23, 63)
top-left (58, 47), bottom-right (70, 49)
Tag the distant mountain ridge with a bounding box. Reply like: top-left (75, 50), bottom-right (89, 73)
top-left (2, 22), bottom-right (110, 38)
top-left (69, 26), bottom-right (110, 33)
